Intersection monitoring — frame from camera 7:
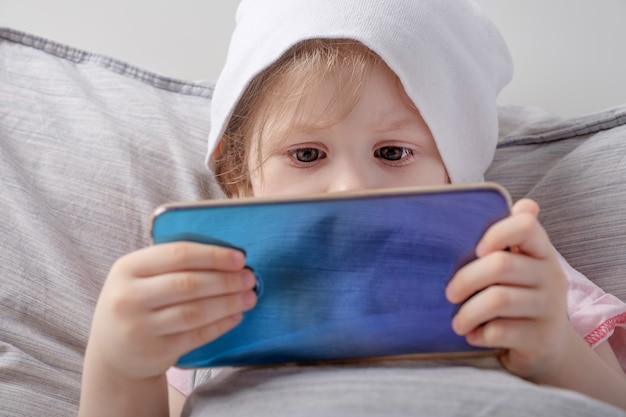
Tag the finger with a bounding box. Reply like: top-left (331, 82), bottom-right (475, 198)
top-left (115, 242), bottom-right (246, 278)
top-left (134, 268), bottom-right (257, 309)
top-left (463, 317), bottom-right (538, 351)
top-left (150, 290), bottom-right (257, 336)
top-left (164, 313), bottom-right (245, 357)
top-left (476, 210), bottom-right (552, 260)
top-left (511, 198), bottom-right (540, 217)
top-left (464, 318), bottom-right (555, 382)
top-left (451, 285), bottom-right (548, 336)
top-left (446, 251), bottom-right (544, 304)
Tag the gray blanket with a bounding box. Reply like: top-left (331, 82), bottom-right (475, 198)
top-left (184, 359), bottom-right (625, 416)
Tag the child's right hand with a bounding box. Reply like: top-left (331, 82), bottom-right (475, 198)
top-left (85, 241), bottom-right (257, 382)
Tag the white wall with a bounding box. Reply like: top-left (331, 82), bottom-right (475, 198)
top-left (476, 0), bottom-right (626, 117)
top-left (1, 1), bottom-right (625, 117)
top-left (0, 1), bottom-right (238, 81)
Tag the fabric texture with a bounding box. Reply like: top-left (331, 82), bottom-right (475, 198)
top-left (487, 104), bottom-right (626, 371)
top-left (1, 25), bottom-right (626, 416)
top-left (0, 27), bottom-right (217, 415)
top-left (184, 360), bottom-right (626, 417)
top-left (486, 104), bottom-right (626, 304)
top-left (207, 0), bottom-right (513, 183)
top-left (558, 254), bottom-right (626, 369)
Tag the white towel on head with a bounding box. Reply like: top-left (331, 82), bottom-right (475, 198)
top-left (207, 0), bottom-right (513, 184)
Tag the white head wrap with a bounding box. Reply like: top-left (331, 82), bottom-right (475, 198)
top-left (207, 0), bottom-right (513, 183)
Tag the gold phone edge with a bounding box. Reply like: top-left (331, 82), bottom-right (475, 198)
top-left (149, 182), bottom-right (513, 244)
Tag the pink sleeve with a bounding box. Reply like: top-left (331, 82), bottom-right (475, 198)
top-left (166, 367), bottom-right (194, 397)
top-left (558, 252), bottom-right (626, 371)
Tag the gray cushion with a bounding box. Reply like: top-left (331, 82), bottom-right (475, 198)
top-left (0, 27), bottom-right (220, 416)
top-left (185, 361), bottom-right (626, 417)
top-left (1, 26), bottom-right (625, 416)
top-left (486, 104), bottom-right (626, 302)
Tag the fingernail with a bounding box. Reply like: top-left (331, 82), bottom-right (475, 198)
top-left (247, 267), bottom-right (263, 298)
top-left (242, 291), bottom-right (257, 308)
top-left (444, 286), bottom-right (454, 302)
top-left (466, 330), bottom-right (479, 344)
top-left (445, 284), bottom-right (461, 304)
top-left (475, 243), bottom-right (485, 257)
top-left (240, 269), bottom-right (255, 288)
top-left (231, 250), bottom-right (245, 266)
top-left (451, 316), bottom-right (462, 335)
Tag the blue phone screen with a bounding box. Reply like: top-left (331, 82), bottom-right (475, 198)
top-left (151, 186), bottom-right (510, 367)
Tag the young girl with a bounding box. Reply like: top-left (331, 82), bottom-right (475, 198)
top-left (79, 1), bottom-right (626, 416)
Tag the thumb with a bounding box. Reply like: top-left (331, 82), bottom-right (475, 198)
top-left (511, 198), bottom-right (540, 217)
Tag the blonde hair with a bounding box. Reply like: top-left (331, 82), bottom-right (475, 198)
top-left (213, 39), bottom-right (411, 197)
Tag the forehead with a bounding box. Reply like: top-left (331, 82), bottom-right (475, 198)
top-left (253, 44), bottom-right (419, 142)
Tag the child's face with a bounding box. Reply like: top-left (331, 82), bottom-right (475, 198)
top-left (248, 63), bottom-right (447, 197)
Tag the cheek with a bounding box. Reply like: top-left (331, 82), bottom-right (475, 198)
top-left (396, 158), bottom-right (448, 187)
top-left (251, 161), bottom-right (330, 198)
top-left (426, 160), bottom-right (449, 185)
top-left (249, 159), bottom-right (297, 197)
top-left (418, 149), bottom-right (449, 186)
top-left (430, 161), bottom-right (449, 186)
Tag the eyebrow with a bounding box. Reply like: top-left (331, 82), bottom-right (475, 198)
top-left (268, 114), bottom-right (427, 150)
top-left (261, 123), bottom-right (325, 155)
top-left (275, 122), bottom-right (333, 139)
top-left (373, 117), bottom-right (426, 134)
top-left (288, 117), bottom-right (423, 134)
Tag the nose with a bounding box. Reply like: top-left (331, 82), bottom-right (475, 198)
top-left (326, 163), bottom-right (371, 193)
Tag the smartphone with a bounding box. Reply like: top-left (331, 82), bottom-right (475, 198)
top-left (150, 183), bottom-right (511, 367)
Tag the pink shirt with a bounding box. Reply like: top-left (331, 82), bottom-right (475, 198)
top-left (559, 253), bottom-right (626, 369)
top-left (167, 255), bottom-right (626, 396)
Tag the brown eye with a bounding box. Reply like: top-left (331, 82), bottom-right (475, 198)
top-left (374, 146), bottom-right (411, 161)
top-left (292, 148), bottom-right (325, 163)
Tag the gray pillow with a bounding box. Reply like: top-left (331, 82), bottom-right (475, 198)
top-left (0, 27), bottom-right (220, 416)
top-left (486, 104), bottom-right (626, 302)
top-left (1, 26), bottom-right (625, 416)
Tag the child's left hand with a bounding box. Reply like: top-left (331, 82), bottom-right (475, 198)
top-left (445, 198), bottom-right (574, 383)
